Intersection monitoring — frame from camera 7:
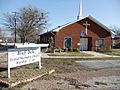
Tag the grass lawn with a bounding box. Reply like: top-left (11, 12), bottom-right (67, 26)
top-left (48, 52), bottom-right (92, 56)
top-left (102, 49), bottom-right (120, 56)
top-left (104, 52), bottom-right (120, 56)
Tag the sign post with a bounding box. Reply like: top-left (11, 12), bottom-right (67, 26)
top-left (38, 47), bottom-right (42, 69)
top-left (8, 66), bottom-right (10, 79)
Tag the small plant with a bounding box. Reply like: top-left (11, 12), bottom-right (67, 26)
top-left (65, 48), bottom-right (68, 52)
top-left (73, 48), bottom-right (79, 52)
top-left (48, 37), bottom-right (55, 53)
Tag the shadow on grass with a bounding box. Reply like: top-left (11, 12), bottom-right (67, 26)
top-left (0, 82), bottom-right (9, 88)
top-left (0, 67), bottom-right (7, 72)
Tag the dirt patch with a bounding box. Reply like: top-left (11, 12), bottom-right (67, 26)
top-left (21, 68), bottom-right (120, 90)
top-left (20, 59), bottom-right (120, 90)
top-left (42, 58), bottom-right (93, 73)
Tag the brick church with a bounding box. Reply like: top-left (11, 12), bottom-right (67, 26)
top-left (40, 15), bottom-right (112, 51)
top-left (39, 0), bottom-right (112, 51)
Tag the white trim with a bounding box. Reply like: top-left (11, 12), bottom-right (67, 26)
top-left (51, 16), bottom-right (111, 33)
top-left (88, 16), bottom-right (110, 32)
top-left (40, 15), bottom-right (111, 36)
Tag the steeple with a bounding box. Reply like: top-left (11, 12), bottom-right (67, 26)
top-left (77, 0), bottom-right (83, 19)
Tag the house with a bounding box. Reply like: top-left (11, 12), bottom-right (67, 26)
top-left (40, 16), bottom-right (112, 51)
top-left (112, 36), bottom-right (120, 48)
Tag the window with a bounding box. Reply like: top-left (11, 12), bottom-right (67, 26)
top-left (64, 37), bottom-right (72, 48)
top-left (98, 38), bottom-right (105, 47)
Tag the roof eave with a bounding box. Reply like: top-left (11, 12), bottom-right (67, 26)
top-left (88, 15), bottom-right (111, 32)
top-left (40, 15), bottom-right (112, 36)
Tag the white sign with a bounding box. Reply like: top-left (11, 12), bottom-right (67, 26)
top-left (7, 44), bottom-right (49, 79)
top-left (8, 47), bottom-right (40, 68)
top-left (8, 47), bottom-right (41, 79)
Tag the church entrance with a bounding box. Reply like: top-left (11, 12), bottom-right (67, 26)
top-left (80, 38), bottom-right (88, 51)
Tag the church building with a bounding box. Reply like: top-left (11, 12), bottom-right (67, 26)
top-left (39, 0), bottom-right (112, 51)
top-left (39, 16), bottom-right (112, 51)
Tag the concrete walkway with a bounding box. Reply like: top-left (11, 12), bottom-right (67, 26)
top-left (41, 51), bottom-right (120, 59)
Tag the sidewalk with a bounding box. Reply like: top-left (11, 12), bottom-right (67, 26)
top-left (41, 51), bottom-right (120, 59)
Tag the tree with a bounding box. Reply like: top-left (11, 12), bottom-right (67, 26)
top-left (48, 37), bottom-right (55, 53)
top-left (3, 6), bottom-right (48, 43)
top-left (110, 25), bottom-right (120, 36)
top-left (110, 25), bottom-right (120, 48)
top-left (0, 27), bottom-right (5, 42)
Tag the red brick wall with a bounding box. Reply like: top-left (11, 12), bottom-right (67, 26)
top-left (55, 18), bottom-right (112, 51)
top-left (55, 22), bottom-right (83, 49)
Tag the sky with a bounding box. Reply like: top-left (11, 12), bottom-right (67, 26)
top-left (0, 0), bottom-right (120, 35)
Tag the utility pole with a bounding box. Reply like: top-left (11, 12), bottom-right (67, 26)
top-left (12, 12), bottom-right (17, 43)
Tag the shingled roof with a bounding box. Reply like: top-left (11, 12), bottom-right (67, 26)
top-left (40, 15), bottom-right (111, 35)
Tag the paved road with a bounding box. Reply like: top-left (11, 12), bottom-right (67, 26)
top-left (76, 60), bottom-right (120, 69)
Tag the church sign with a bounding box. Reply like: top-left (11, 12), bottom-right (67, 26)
top-left (8, 47), bottom-right (41, 78)
top-left (8, 47), bottom-right (40, 68)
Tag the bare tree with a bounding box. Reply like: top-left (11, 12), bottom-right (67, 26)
top-left (3, 6), bottom-right (48, 43)
top-left (0, 27), bottom-right (5, 42)
top-left (110, 25), bottom-right (120, 36)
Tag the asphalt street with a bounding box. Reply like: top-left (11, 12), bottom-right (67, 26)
top-left (76, 60), bottom-right (120, 69)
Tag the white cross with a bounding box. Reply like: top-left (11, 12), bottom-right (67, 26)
top-left (83, 21), bottom-right (90, 35)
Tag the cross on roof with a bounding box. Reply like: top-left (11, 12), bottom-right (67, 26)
top-left (83, 21), bottom-right (90, 35)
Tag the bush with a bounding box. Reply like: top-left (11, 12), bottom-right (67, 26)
top-left (73, 48), bottom-right (79, 52)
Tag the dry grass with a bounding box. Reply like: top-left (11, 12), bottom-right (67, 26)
top-left (0, 57), bottom-right (120, 83)
top-left (0, 58), bottom-right (89, 84)
top-left (0, 62), bottom-right (50, 83)
top-left (0, 51), bottom-right (120, 89)
top-left (42, 58), bottom-right (92, 73)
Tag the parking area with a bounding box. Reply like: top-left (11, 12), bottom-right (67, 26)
top-left (76, 60), bottom-right (120, 69)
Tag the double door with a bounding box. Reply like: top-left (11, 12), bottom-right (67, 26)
top-left (80, 38), bottom-right (88, 51)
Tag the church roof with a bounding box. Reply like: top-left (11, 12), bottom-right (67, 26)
top-left (40, 15), bottom-right (111, 35)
